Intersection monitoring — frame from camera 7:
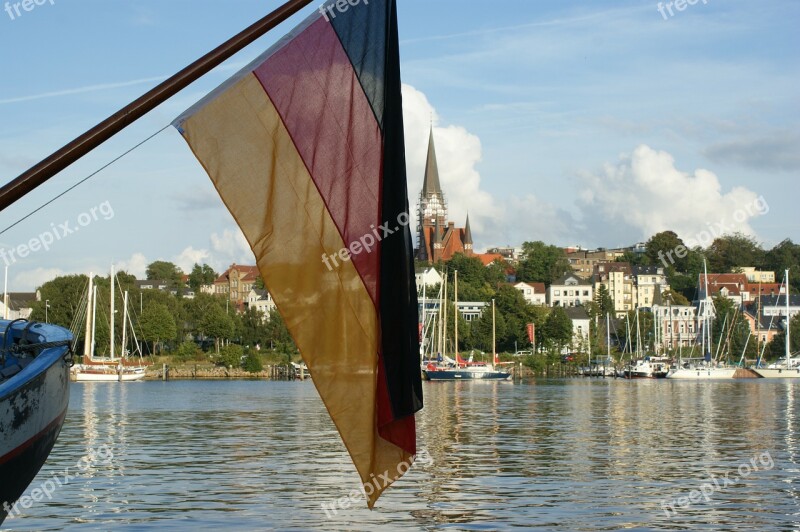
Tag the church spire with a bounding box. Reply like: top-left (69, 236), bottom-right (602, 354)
top-left (422, 127), bottom-right (443, 196)
top-left (464, 213), bottom-right (473, 246)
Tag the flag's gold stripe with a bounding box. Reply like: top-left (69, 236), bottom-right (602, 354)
top-left (179, 73), bottom-right (411, 506)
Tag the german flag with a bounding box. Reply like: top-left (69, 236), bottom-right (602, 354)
top-left (173, 0), bottom-right (422, 507)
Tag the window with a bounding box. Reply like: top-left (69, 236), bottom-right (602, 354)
top-left (554, 290), bottom-right (561, 296)
top-left (583, 290), bottom-right (589, 296)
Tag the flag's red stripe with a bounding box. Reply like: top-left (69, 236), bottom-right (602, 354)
top-left (253, 16), bottom-right (382, 307)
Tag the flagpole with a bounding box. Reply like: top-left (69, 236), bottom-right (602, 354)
top-left (0, 0), bottom-right (314, 211)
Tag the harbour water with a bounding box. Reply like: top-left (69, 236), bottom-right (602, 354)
top-left (3, 379), bottom-right (799, 531)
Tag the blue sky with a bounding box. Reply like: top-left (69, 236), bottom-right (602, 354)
top-left (1, 0), bottom-right (798, 290)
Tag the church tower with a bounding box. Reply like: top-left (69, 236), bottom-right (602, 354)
top-left (417, 128), bottom-right (448, 261)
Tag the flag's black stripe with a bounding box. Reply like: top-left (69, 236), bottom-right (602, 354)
top-left (376, 0), bottom-right (423, 418)
top-left (327, 0), bottom-right (387, 131)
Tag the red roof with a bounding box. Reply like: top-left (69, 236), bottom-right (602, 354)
top-left (214, 264), bottom-right (260, 284)
top-left (476, 253), bottom-right (503, 266)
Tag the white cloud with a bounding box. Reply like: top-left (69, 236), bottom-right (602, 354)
top-left (115, 253), bottom-right (148, 278)
top-left (173, 247), bottom-right (211, 274)
top-left (12, 268), bottom-right (65, 291)
top-left (578, 145), bottom-right (766, 245)
top-left (402, 84), bottom-right (497, 243)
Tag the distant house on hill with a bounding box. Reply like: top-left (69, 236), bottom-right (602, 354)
top-left (548, 274), bottom-right (593, 308)
top-left (514, 282), bottom-right (546, 306)
top-left (1, 292), bottom-right (39, 320)
top-left (214, 264), bottom-right (260, 305)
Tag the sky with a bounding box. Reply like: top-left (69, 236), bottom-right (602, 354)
top-left (0, 0), bottom-right (798, 290)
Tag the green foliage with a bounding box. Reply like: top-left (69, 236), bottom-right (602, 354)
top-left (593, 285), bottom-right (615, 318)
top-left (174, 340), bottom-right (202, 363)
top-left (187, 263), bottom-right (217, 293)
top-left (706, 233), bottom-right (765, 274)
top-left (661, 289), bottom-right (691, 306)
top-left (243, 350), bottom-right (264, 373)
top-left (516, 241), bottom-right (571, 284)
top-left (29, 274), bottom-right (89, 334)
top-left (139, 303), bottom-right (177, 353)
top-left (763, 314), bottom-right (800, 360)
top-left (543, 307), bottom-right (572, 349)
top-left (762, 239), bottom-right (800, 294)
top-left (202, 304), bottom-right (235, 353)
top-left (219, 344), bottom-right (244, 368)
top-left (264, 309), bottom-right (297, 354)
top-left (146, 260), bottom-right (183, 288)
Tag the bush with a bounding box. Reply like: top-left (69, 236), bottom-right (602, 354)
top-left (219, 344), bottom-right (244, 368)
top-left (243, 351), bottom-right (264, 373)
top-left (174, 341), bottom-right (201, 363)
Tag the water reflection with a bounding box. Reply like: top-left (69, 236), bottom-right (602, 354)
top-left (3, 379), bottom-right (799, 531)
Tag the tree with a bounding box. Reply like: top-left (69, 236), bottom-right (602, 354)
top-left (593, 285), bottom-right (615, 318)
top-left (645, 231), bottom-right (686, 272)
top-left (146, 261), bottom-right (183, 288)
top-left (243, 350), bottom-right (264, 373)
top-left (201, 304), bottom-right (235, 355)
top-left (763, 239), bottom-right (800, 293)
top-left (187, 263), bottom-right (217, 293)
top-left (218, 344), bottom-right (243, 368)
top-left (174, 340), bottom-right (202, 363)
top-left (29, 275), bottom-right (90, 337)
top-left (706, 233), bottom-right (765, 274)
top-left (139, 304), bottom-right (177, 354)
top-left (764, 314), bottom-right (800, 360)
top-left (543, 307), bottom-right (572, 351)
top-left (661, 289), bottom-right (690, 306)
top-left (516, 241), bottom-right (571, 284)
top-left (264, 309), bottom-right (297, 354)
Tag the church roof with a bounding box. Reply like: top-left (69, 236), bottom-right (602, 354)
top-left (421, 128), bottom-right (443, 197)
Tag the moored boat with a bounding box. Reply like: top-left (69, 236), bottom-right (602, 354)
top-left (1, 319), bottom-right (73, 525)
top-left (752, 270), bottom-right (800, 379)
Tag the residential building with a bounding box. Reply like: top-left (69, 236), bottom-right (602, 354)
top-left (1, 292), bottom-right (38, 320)
top-left (652, 304), bottom-right (698, 350)
top-left (564, 306), bottom-right (591, 351)
top-left (415, 267), bottom-right (443, 288)
top-left (740, 267), bottom-right (776, 284)
top-left (245, 289), bottom-right (276, 319)
top-left (698, 273), bottom-right (750, 303)
top-left (514, 282), bottom-right (546, 306)
top-left (594, 262), bottom-right (634, 317)
top-left (456, 301), bottom-right (488, 322)
top-left (742, 310), bottom-right (782, 347)
top-left (632, 265), bottom-right (670, 308)
top-left (548, 274), bottom-right (593, 308)
top-left (214, 264), bottom-right (261, 305)
top-left (755, 294), bottom-right (800, 321)
top-left (567, 248), bottom-right (624, 279)
top-left (135, 279), bottom-right (170, 291)
top-left (416, 129), bottom-right (473, 263)
top-left (485, 247), bottom-right (521, 263)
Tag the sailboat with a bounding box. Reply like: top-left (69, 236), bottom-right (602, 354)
top-left (71, 268), bottom-right (147, 382)
top-left (753, 269), bottom-right (800, 378)
top-left (1, 318), bottom-right (73, 525)
top-left (666, 261), bottom-right (735, 379)
top-left (422, 271), bottom-right (512, 381)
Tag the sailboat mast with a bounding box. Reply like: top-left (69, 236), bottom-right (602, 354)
top-left (787, 269), bottom-right (791, 360)
top-left (606, 313), bottom-right (611, 360)
top-left (122, 291), bottom-right (129, 361)
top-left (91, 285), bottom-right (98, 357)
top-left (83, 273), bottom-right (94, 359)
top-left (492, 298), bottom-right (496, 368)
top-left (421, 281), bottom-right (426, 359)
top-left (454, 270), bottom-right (459, 365)
top-left (442, 271), bottom-right (448, 358)
top-left (110, 264), bottom-right (115, 360)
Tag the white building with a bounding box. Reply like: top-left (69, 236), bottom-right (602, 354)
top-left (652, 304), bottom-right (698, 350)
top-left (632, 265), bottom-right (670, 308)
top-left (564, 307), bottom-right (591, 349)
top-left (1, 292), bottom-right (38, 320)
top-left (548, 274), bottom-right (593, 308)
top-left (415, 267), bottom-right (443, 288)
top-left (246, 289), bottom-right (277, 319)
top-left (514, 282), bottom-right (546, 306)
